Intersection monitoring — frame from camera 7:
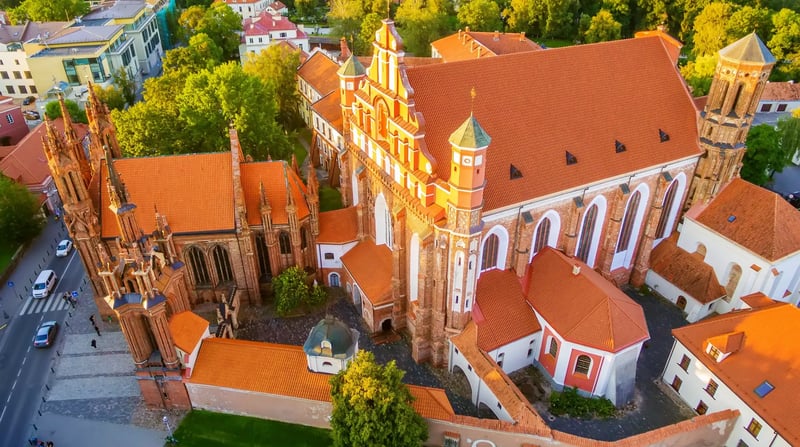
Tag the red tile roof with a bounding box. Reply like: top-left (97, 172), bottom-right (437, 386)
top-left (243, 12), bottom-right (306, 36)
top-left (688, 179), bottom-right (800, 261)
top-left (188, 338), bottom-right (455, 420)
top-left (100, 153), bottom-right (235, 237)
top-left (168, 311), bottom-right (209, 353)
top-left (431, 31), bottom-right (541, 62)
top-left (741, 292), bottom-right (776, 309)
top-left (341, 240), bottom-right (392, 304)
top-left (761, 81), bottom-right (800, 102)
top-left (404, 35), bottom-right (701, 211)
top-left (317, 206), bottom-right (358, 243)
top-left (0, 119), bottom-right (87, 188)
top-left (474, 269), bottom-right (540, 351)
top-left (297, 51), bottom-right (340, 98)
top-left (240, 161), bottom-right (309, 226)
top-left (649, 235), bottom-right (726, 304)
top-left (525, 248), bottom-right (650, 352)
top-left (672, 303), bottom-right (800, 445)
top-left (312, 90), bottom-right (343, 131)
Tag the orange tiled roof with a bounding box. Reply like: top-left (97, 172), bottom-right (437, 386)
top-left (404, 35), bottom-right (701, 212)
top-left (672, 303), bottom-right (800, 445)
top-left (431, 31), bottom-right (541, 62)
top-left (525, 248), bottom-right (650, 352)
top-left (689, 179), bottom-right (800, 261)
top-left (649, 235), bottom-right (726, 304)
top-left (474, 269), bottom-right (540, 352)
top-left (168, 311), bottom-right (209, 353)
top-left (317, 206), bottom-right (358, 243)
top-left (741, 292), bottom-right (776, 309)
top-left (312, 90), bottom-right (343, 132)
top-left (341, 240), bottom-right (392, 305)
top-left (100, 153), bottom-right (234, 237)
top-left (0, 119), bottom-right (87, 188)
top-left (297, 51), bottom-right (340, 98)
top-left (761, 82), bottom-right (800, 102)
top-left (240, 161), bottom-right (310, 226)
top-left (188, 338), bottom-right (455, 420)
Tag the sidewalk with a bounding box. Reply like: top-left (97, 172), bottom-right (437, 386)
top-left (32, 414), bottom-right (166, 447)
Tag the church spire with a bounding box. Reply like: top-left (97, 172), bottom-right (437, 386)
top-left (106, 146), bottom-right (129, 209)
top-left (58, 94), bottom-right (92, 185)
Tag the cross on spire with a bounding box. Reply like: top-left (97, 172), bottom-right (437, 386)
top-left (470, 87), bottom-right (477, 115)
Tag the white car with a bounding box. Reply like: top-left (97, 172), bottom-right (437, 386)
top-left (56, 239), bottom-right (73, 257)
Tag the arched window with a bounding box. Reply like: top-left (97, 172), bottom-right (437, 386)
top-left (655, 180), bottom-right (680, 239)
top-left (576, 205), bottom-right (599, 264)
top-left (255, 234), bottom-right (271, 282)
top-left (548, 338), bottom-right (558, 357)
top-left (724, 264), bottom-right (742, 301)
top-left (574, 355), bottom-right (591, 375)
top-left (212, 245), bottom-right (234, 283)
top-left (374, 193), bottom-right (392, 248)
top-left (409, 233), bottom-right (420, 301)
top-left (329, 272), bottom-right (340, 287)
top-left (695, 243), bottom-right (707, 258)
top-left (279, 231), bottom-right (292, 254)
top-left (186, 246), bottom-right (210, 286)
top-left (616, 191), bottom-right (642, 253)
top-left (481, 234), bottom-right (499, 271)
top-left (533, 218), bottom-right (551, 256)
top-left (377, 101), bottom-right (388, 140)
top-left (125, 279), bottom-right (136, 294)
top-left (301, 227), bottom-right (309, 250)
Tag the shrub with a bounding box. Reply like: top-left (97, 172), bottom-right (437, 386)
top-left (549, 387), bottom-right (616, 419)
top-left (273, 266), bottom-right (309, 316)
top-left (307, 284), bottom-right (327, 306)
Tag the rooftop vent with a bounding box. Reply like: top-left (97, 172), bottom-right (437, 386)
top-left (728, 215), bottom-right (736, 223)
top-left (510, 164), bottom-right (523, 179)
top-left (615, 140), bottom-right (626, 153)
top-left (572, 265), bottom-right (581, 275)
top-left (566, 151), bottom-right (577, 165)
top-left (659, 129), bottom-right (670, 143)
top-left (754, 380), bottom-right (774, 398)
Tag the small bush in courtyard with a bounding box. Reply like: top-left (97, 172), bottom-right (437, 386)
top-left (308, 283), bottom-right (327, 306)
top-left (274, 266), bottom-right (309, 316)
top-left (549, 387), bottom-right (616, 419)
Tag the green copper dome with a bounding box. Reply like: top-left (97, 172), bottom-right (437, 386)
top-left (303, 315), bottom-right (357, 359)
top-left (449, 114), bottom-right (491, 148)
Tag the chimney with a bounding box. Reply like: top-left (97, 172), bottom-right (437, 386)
top-left (572, 265), bottom-right (581, 276)
top-left (340, 36), bottom-right (350, 59)
top-left (493, 30), bottom-right (499, 41)
top-left (465, 26), bottom-right (470, 33)
top-left (656, 23), bottom-right (666, 33)
top-left (519, 31), bottom-right (525, 42)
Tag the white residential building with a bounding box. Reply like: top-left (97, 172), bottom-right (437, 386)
top-left (0, 22), bottom-right (68, 98)
top-left (662, 298), bottom-right (799, 447)
top-left (238, 11), bottom-right (308, 63)
top-left (222, 0), bottom-right (269, 19)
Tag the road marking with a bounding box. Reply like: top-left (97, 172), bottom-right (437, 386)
top-left (0, 405), bottom-right (6, 423)
top-left (20, 356), bottom-right (25, 366)
top-left (0, 323), bottom-right (6, 331)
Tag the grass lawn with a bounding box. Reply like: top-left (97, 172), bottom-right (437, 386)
top-left (319, 185), bottom-right (343, 212)
top-left (0, 241), bottom-right (18, 275)
top-left (171, 410), bottom-right (332, 447)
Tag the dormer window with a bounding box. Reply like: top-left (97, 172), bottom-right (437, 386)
top-left (707, 344), bottom-right (722, 361)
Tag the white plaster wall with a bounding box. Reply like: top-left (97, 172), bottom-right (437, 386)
top-left (662, 341), bottom-right (790, 447)
top-left (646, 270), bottom-right (711, 323)
top-left (487, 334), bottom-right (538, 374)
top-left (317, 241), bottom-right (358, 269)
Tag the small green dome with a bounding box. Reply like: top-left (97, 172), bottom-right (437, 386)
top-left (303, 316), bottom-right (357, 359)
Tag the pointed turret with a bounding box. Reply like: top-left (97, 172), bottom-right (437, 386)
top-left (86, 80), bottom-right (122, 175)
top-left (284, 165), bottom-right (303, 268)
top-left (447, 113), bottom-right (491, 210)
top-left (291, 153), bottom-right (300, 176)
top-left (307, 167), bottom-right (320, 236)
top-left (105, 147), bottom-right (146, 260)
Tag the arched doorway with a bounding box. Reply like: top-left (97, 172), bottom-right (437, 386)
top-left (329, 272), bottom-right (340, 287)
top-left (381, 318), bottom-right (392, 332)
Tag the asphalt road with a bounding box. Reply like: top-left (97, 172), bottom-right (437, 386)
top-left (0, 223), bottom-right (87, 447)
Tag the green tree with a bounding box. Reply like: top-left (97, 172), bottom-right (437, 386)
top-left (163, 33), bottom-right (223, 74)
top-left (358, 12), bottom-right (384, 54)
top-left (179, 3), bottom-right (242, 60)
top-left (92, 84), bottom-right (127, 111)
top-left (112, 68), bottom-right (137, 107)
top-left (112, 103), bottom-right (180, 157)
top-left (679, 54), bottom-right (718, 96)
top-left (692, 2), bottom-right (736, 56)
top-left (330, 351), bottom-right (427, 447)
top-left (328, 0), bottom-right (369, 42)
top-left (8, 0), bottom-right (89, 23)
top-left (504, 0), bottom-right (538, 33)
top-left (273, 266), bottom-right (309, 315)
top-left (457, 0), bottom-right (503, 31)
top-left (308, 283), bottom-right (327, 306)
top-left (726, 6), bottom-right (772, 42)
top-left (741, 119), bottom-right (800, 186)
top-left (395, 0), bottom-right (453, 56)
top-left (295, 0), bottom-right (320, 20)
top-left (584, 9), bottom-right (622, 42)
top-left (544, 0), bottom-right (578, 39)
top-left (768, 8), bottom-right (800, 80)
top-left (601, 0), bottom-right (631, 35)
top-left (45, 99), bottom-right (87, 124)
top-left (0, 175), bottom-right (45, 247)
top-left (243, 44), bottom-right (304, 130)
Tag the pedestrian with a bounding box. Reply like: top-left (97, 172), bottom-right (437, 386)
top-left (89, 315), bottom-right (95, 324)
top-left (47, 442), bottom-right (54, 447)
top-left (91, 339), bottom-right (97, 349)
top-left (94, 325), bottom-right (101, 337)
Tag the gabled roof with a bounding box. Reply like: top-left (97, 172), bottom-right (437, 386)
top-left (240, 161), bottom-right (309, 226)
top-left (168, 311), bottom-right (209, 353)
top-left (243, 11), bottom-right (304, 36)
top-left (311, 90), bottom-right (342, 132)
top-left (317, 206), bottom-right (358, 244)
top-left (688, 179), bottom-right (800, 261)
top-left (718, 32), bottom-right (775, 65)
top-left (649, 235), bottom-right (726, 304)
top-left (525, 248), bottom-right (650, 352)
top-left (474, 269), bottom-right (540, 352)
top-left (431, 31), bottom-right (541, 62)
top-left (672, 303), bottom-right (800, 445)
top-left (188, 337), bottom-right (455, 421)
top-left (741, 292), bottom-right (776, 309)
top-left (0, 119), bottom-right (87, 188)
top-left (404, 35), bottom-right (701, 211)
top-left (341, 240), bottom-right (392, 304)
top-left (297, 51), bottom-right (340, 98)
top-left (99, 153), bottom-right (235, 237)
top-left (761, 82), bottom-right (800, 102)
top-left (0, 21), bottom-right (69, 44)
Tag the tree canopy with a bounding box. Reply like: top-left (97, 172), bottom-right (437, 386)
top-left (585, 9), bottom-right (623, 42)
top-left (243, 44), bottom-right (305, 131)
top-left (395, 0), bottom-right (453, 56)
top-left (330, 351), bottom-right (427, 447)
top-left (457, 0), bottom-right (503, 32)
top-left (741, 118), bottom-right (800, 186)
top-left (178, 3), bottom-right (242, 60)
top-left (9, 0), bottom-right (88, 23)
top-left (0, 175), bottom-right (45, 247)
top-left (45, 99), bottom-right (87, 124)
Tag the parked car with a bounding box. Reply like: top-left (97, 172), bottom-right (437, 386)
top-left (56, 239), bottom-right (73, 257)
top-left (23, 110), bottom-right (40, 121)
top-left (22, 96), bottom-right (36, 105)
top-left (33, 321), bottom-right (58, 348)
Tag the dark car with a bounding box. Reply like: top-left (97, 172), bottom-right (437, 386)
top-left (22, 96), bottom-right (36, 105)
top-left (33, 321), bottom-right (58, 348)
top-left (23, 110), bottom-right (40, 121)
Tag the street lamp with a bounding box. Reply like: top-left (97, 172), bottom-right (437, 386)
top-left (162, 415), bottom-right (176, 444)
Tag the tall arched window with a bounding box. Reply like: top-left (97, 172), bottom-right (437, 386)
top-left (375, 193), bottom-right (392, 248)
top-left (377, 101), bottom-right (388, 140)
top-left (212, 245), bottom-right (234, 283)
top-left (255, 234), bottom-right (271, 282)
top-left (279, 231), bottom-right (292, 254)
top-left (575, 355), bottom-right (592, 375)
top-left (616, 191), bottom-right (642, 253)
top-left (301, 227), bottom-right (309, 250)
top-left (533, 218), bottom-right (551, 256)
top-left (724, 264), bottom-right (742, 302)
top-left (186, 246), bottom-right (210, 286)
top-left (576, 205), bottom-right (598, 264)
top-left (655, 180), bottom-right (680, 239)
top-left (481, 234), bottom-right (499, 271)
